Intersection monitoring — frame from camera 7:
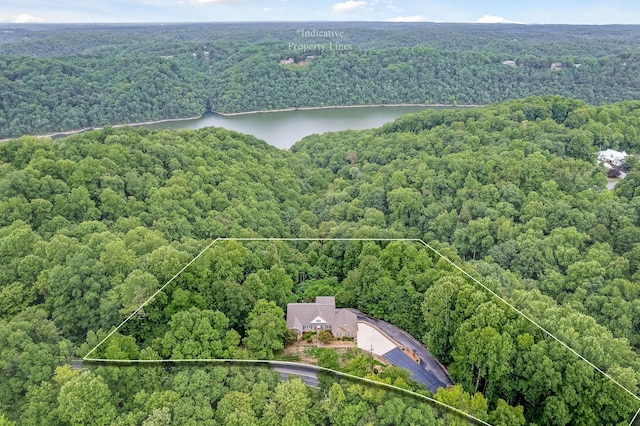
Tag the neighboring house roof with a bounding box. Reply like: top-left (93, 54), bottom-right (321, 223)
top-left (287, 296), bottom-right (358, 334)
top-left (598, 149), bottom-right (628, 167)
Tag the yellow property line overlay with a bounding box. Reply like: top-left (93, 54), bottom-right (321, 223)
top-left (83, 237), bottom-right (640, 425)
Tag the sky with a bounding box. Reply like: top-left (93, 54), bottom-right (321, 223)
top-left (1, 0), bottom-right (640, 25)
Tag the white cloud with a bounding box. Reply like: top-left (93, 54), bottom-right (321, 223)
top-left (475, 15), bottom-right (524, 24)
top-left (192, 0), bottom-right (243, 4)
top-left (11, 14), bottom-right (44, 23)
top-left (386, 4), bottom-right (402, 12)
top-left (387, 15), bottom-right (426, 22)
top-left (332, 1), bottom-right (367, 13)
top-left (263, 7), bottom-right (275, 12)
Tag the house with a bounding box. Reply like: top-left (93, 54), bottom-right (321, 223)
top-left (286, 296), bottom-right (358, 339)
top-left (551, 62), bottom-right (563, 70)
top-left (280, 58), bottom-right (295, 65)
top-left (501, 60), bottom-right (517, 67)
top-left (598, 149), bottom-right (628, 168)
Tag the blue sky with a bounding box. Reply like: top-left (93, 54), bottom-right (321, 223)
top-left (1, 0), bottom-right (639, 24)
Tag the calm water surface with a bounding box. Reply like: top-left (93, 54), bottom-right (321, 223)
top-left (139, 106), bottom-right (440, 149)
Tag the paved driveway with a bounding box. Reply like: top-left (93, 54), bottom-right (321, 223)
top-left (356, 322), bottom-right (397, 355)
top-left (383, 348), bottom-right (449, 391)
top-left (352, 311), bottom-right (453, 392)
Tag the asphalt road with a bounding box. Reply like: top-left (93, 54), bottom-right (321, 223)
top-left (73, 359), bottom-right (320, 388)
top-left (272, 363), bottom-right (320, 388)
top-left (71, 359), bottom-right (85, 370)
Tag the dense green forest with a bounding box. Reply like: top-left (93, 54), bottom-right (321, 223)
top-left (2, 96), bottom-right (640, 424)
top-left (1, 22), bottom-right (640, 138)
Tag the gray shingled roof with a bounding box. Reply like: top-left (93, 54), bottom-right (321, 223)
top-left (287, 297), bottom-right (357, 334)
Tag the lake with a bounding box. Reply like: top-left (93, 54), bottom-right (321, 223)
top-left (138, 106), bottom-right (444, 149)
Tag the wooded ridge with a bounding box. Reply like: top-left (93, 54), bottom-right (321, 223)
top-left (1, 22), bottom-right (639, 139)
top-left (1, 96), bottom-right (640, 424)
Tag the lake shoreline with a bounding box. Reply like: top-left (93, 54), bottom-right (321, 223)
top-left (213, 103), bottom-right (482, 117)
top-left (0, 113), bottom-right (205, 143)
top-left (1, 103), bottom-right (482, 142)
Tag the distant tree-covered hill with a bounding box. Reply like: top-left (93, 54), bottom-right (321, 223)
top-left (1, 22), bottom-right (639, 139)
